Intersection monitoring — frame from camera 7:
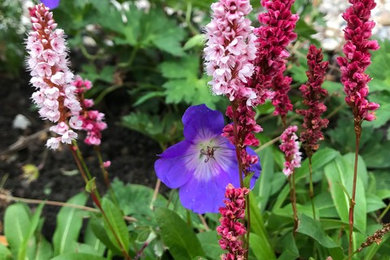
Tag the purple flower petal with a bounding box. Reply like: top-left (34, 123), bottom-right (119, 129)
top-left (182, 104), bottom-right (225, 141)
top-left (247, 147), bottom-right (261, 188)
top-left (179, 167), bottom-right (234, 214)
top-left (40, 0), bottom-right (60, 9)
top-left (154, 140), bottom-right (193, 189)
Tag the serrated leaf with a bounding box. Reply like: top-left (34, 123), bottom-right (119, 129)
top-left (101, 198), bottom-right (130, 254)
top-left (53, 193), bottom-right (88, 256)
top-left (154, 208), bottom-right (205, 259)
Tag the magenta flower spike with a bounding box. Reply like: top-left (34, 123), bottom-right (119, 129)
top-left (73, 76), bottom-right (107, 146)
top-left (297, 45), bottom-right (329, 156)
top-left (217, 184), bottom-right (249, 260)
top-left (204, 0), bottom-right (257, 106)
top-left (154, 105), bottom-right (261, 214)
top-left (254, 0), bottom-right (298, 117)
top-left (40, 0), bottom-right (60, 9)
top-left (337, 0), bottom-right (380, 122)
top-left (26, 4), bottom-right (82, 149)
top-left (279, 125), bottom-right (302, 176)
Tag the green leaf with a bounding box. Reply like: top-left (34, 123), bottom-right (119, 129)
top-left (297, 214), bottom-right (339, 248)
top-left (160, 55), bottom-right (221, 108)
top-left (249, 194), bottom-right (276, 259)
top-left (295, 147), bottom-right (339, 181)
top-left (89, 216), bottom-right (121, 255)
top-left (249, 233), bottom-right (276, 260)
top-left (84, 219), bottom-right (106, 256)
top-left (366, 193), bottom-right (386, 213)
top-left (154, 208), bottom-right (205, 259)
top-left (254, 145), bottom-right (274, 211)
top-left (197, 231), bottom-right (223, 259)
top-left (19, 203), bottom-right (44, 260)
top-left (101, 198), bottom-right (130, 253)
top-left (4, 203), bottom-right (31, 257)
top-left (53, 193), bottom-right (88, 256)
top-left (51, 253), bottom-right (107, 260)
top-left (277, 232), bottom-right (299, 260)
top-left (34, 235), bottom-right (53, 260)
top-left (183, 34), bottom-right (205, 50)
top-left (112, 179), bottom-right (167, 220)
top-left (0, 244), bottom-right (12, 260)
top-left (324, 155), bottom-right (367, 234)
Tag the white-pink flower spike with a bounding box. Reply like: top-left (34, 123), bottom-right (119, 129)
top-left (26, 4), bottom-right (83, 149)
top-left (204, 0), bottom-right (257, 106)
top-left (279, 125), bottom-right (302, 176)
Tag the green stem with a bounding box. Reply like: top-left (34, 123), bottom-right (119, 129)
top-left (94, 146), bottom-right (119, 205)
top-left (289, 173), bottom-right (299, 236)
top-left (308, 156), bottom-right (316, 220)
top-left (69, 142), bottom-right (131, 260)
top-left (379, 203), bottom-right (390, 222)
top-left (348, 122), bottom-right (361, 259)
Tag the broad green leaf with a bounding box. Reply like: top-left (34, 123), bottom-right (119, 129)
top-left (0, 244), bottom-right (12, 260)
top-left (297, 215), bottom-right (339, 248)
top-left (4, 203), bottom-right (31, 257)
top-left (154, 208), bottom-right (205, 259)
top-left (366, 193), bottom-right (386, 213)
top-left (295, 147), bottom-right (339, 181)
top-left (84, 219), bottom-right (106, 256)
top-left (324, 155), bottom-right (367, 234)
top-left (89, 216), bottom-right (121, 255)
top-left (249, 194), bottom-right (276, 259)
top-left (34, 235), bottom-right (53, 260)
top-left (254, 145), bottom-right (274, 212)
top-left (250, 233), bottom-right (276, 260)
top-left (101, 198), bottom-right (130, 254)
top-left (19, 203), bottom-right (44, 260)
top-left (277, 232), bottom-right (299, 260)
top-left (197, 231), bottom-right (223, 259)
top-left (51, 253), bottom-right (106, 260)
top-left (53, 193), bottom-right (88, 256)
top-left (297, 214), bottom-right (344, 259)
top-left (343, 153), bottom-right (368, 188)
top-left (112, 179), bottom-right (167, 219)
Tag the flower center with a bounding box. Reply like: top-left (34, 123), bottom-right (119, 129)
top-left (200, 146), bottom-right (216, 163)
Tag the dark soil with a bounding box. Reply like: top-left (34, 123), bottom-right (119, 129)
top-left (0, 74), bottom-right (160, 238)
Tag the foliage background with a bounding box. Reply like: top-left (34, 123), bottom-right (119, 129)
top-left (0, 0), bottom-right (390, 259)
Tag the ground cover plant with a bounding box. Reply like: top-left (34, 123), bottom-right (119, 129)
top-left (0, 0), bottom-right (390, 259)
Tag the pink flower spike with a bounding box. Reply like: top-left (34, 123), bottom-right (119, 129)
top-left (26, 4), bottom-right (81, 149)
top-left (337, 0), bottom-right (380, 122)
top-left (73, 76), bottom-right (107, 146)
top-left (296, 45), bottom-right (329, 156)
top-left (217, 184), bottom-right (249, 259)
top-left (204, 0), bottom-right (257, 105)
top-left (253, 0), bottom-right (299, 115)
top-left (279, 126), bottom-right (302, 176)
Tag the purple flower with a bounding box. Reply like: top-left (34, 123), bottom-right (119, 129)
top-left (40, 0), bottom-right (60, 9)
top-left (154, 105), bottom-right (261, 214)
